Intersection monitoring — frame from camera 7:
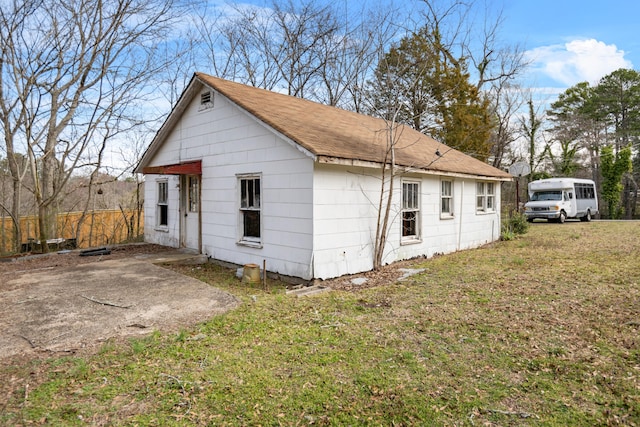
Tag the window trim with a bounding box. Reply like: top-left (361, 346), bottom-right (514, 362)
top-left (440, 179), bottom-right (454, 219)
top-left (401, 179), bottom-right (421, 244)
top-left (476, 181), bottom-right (496, 213)
top-left (237, 174), bottom-right (262, 248)
top-left (156, 179), bottom-right (169, 230)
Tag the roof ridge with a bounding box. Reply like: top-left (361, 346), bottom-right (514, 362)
top-left (139, 71), bottom-right (511, 180)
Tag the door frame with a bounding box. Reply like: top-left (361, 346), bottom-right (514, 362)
top-left (180, 174), bottom-right (202, 252)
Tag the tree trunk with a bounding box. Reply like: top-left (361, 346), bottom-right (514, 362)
top-left (9, 179), bottom-right (22, 252)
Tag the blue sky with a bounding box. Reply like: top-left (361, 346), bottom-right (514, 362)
top-left (219, 0), bottom-right (638, 93)
top-left (501, 0), bottom-right (638, 90)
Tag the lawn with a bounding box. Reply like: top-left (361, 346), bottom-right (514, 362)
top-left (1, 221), bottom-right (639, 426)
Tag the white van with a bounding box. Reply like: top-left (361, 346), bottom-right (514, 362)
top-left (524, 178), bottom-right (598, 223)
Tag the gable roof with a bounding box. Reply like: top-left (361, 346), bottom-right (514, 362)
top-left (137, 72), bottom-right (512, 180)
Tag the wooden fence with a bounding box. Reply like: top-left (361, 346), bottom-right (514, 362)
top-left (0, 209), bottom-right (144, 254)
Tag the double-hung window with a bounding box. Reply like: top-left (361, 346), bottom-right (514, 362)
top-left (476, 181), bottom-right (495, 213)
top-left (401, 181), bottom-right (420, 242)
top-left (239, 175), bottom-right (261, 244)
top-left (157, 180), bottom-right (168, 227)
top-left (441, 180), bottom-right (453, 217)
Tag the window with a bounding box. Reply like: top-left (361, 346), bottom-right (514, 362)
top-left (157, 180), bottom-right (168, 227)
top-left (239, 175), bottom-right (261, 243)
top-left (401, 181), bottom-right (420, 241)
top-left (476, 181), bottom-right (495, 213)
top-left (487, 183), bottom-right (495, 210)
top-left (188, 176), bottom-right (199, 212)
top-left (441, 180), bottom-right (453, 217)
top-left (575, 183), bottom-right (595, 199)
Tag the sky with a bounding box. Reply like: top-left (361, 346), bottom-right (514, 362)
top-left (110, 0), bottom-right (640, 171)
top-left (500, 0), bottom-right (638, 92)
top-left (222, 0), bottom-right (638, 94)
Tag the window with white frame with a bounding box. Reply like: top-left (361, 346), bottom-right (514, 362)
top-left (476, 181), bottom-right (495, 213)
top-left (441, 179), bottom-right (453, 217)
top-left (239, 175), bottom-right (261, 243)
top-left (401, 181), bottom-right (420, 241)
top-left (157, 180), bottom-right (168, 227)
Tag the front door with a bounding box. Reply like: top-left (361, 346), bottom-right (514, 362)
top-left (180, 175), bottom-right (200, 250)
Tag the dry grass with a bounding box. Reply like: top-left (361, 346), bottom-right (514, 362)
top-left (1, 221), bottom-right (638, 426)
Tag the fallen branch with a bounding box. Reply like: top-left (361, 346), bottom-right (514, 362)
top-left (127, 323), bottom-right (148, 329)
top-left (17, 334), bottom-right (36, 348)
top-left (80, 295), bottom-right (131, 309)
top-left (42, 348), bottom-right (77, 354)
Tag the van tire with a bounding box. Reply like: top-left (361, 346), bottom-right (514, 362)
top-left (580, 210), bottom-right (592, 222)
top-left (558, 211), bottom-right (566, 223)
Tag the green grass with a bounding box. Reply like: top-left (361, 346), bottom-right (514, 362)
top-left (1, 221), bottom-right (639, 426)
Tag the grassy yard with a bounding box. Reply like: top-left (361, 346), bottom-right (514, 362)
top-left (1, 221), bottom-right (639, 426)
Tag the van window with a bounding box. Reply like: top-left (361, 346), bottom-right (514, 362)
top-left (531, 191), bottom-right (562, 201)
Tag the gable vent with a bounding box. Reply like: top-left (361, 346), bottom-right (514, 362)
top-left (199, 91), bottom-right (213, 109)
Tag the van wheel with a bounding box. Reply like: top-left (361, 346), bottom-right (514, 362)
top-left (558, 211), bottom-right (566, 223)
top-left (580, 210), bottom-right (592, 222)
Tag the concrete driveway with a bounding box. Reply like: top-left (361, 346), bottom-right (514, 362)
top-left (0, 251), bottom-right (239, 359)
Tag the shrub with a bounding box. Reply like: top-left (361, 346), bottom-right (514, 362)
top-left (501, 211), bottom-right (529, 240)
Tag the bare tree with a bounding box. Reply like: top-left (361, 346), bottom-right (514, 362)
top-left (488, 82), bottom-right (527, 169)
top-left (193, 0), bottom-right (399, 111)
top-left (0, 0), bottom-right (189, 251)
top-left (0, 1), bottom-right (35, 251)
top-left (418, 0), bottom-right (529, 165)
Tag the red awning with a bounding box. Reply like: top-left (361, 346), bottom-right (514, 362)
top-left (142, 160), bottom-right (202, 175)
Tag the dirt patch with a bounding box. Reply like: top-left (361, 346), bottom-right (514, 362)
top-left (0, 244), bottom-right (239, 361)
top-left (0, 243), bottom-right (170, 274)
top-left (318, 257), bottom-right (432, 291)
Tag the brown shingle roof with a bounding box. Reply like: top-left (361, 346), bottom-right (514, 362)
top-left (137, 72), bottom-right (511, 180)
top-left (196, 73), bottom-right (510, 179)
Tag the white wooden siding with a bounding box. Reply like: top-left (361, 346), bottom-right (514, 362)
top-left (143, 174), bottom-right (180, 248)
top-left (144, 87), bottom-right (502, 281)
top-left (144, 89), bottom-right (315, 279)
top-left (312, 164), bottom-right (501, 279)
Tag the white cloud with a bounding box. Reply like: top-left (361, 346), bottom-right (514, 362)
top-left (526, 39), bottom-right (632, 87)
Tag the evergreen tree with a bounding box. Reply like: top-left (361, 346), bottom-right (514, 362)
top-left (366, 26), bottom-right (493, 161)
top-left (601, 145), bottom-right (632, 218)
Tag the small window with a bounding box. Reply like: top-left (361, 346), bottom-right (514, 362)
top-left (401, 181), bottom-right (420, 241)
top-left (239, 175), bottom-right (261, 243)
top-left (188, 176), bottom-right (199, 212)
top-left (476, 181), bottom-right (495, 213)
top-left (487, 183), bottom-right (495, 211)
top-left (441, 180), bottom-right (453, 217)
top-left (157, 180), bottom-right (168, 227)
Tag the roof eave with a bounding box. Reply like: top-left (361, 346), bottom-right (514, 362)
top-left (317, 155), bottom-right (513, 181)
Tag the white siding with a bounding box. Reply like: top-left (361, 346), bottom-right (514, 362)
top-left (144, 174), bottom-right (180, 248)
top-left (311, 165), bottom-right (377, 278)
top-left (143, 90), bottom-right (315, 279)
top-left (143, 88), bottom-right (502, 281)
top-left (312, 164), bottom-right (501, 279)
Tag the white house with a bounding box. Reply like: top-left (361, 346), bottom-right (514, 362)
top-left (135, 72), bottom-right (512, 280)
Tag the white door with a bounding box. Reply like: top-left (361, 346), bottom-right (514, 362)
top-left (181, 175), bottom-right (200, 250)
